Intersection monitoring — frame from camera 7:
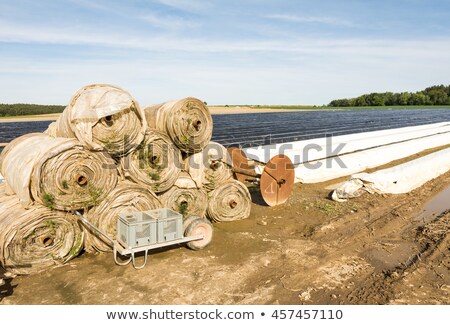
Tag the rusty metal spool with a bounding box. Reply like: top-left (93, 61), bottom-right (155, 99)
top-left (227, 147), bottom-right (256, 182)
top-left (259, 154), bottom-right (295, 206)
top-left (227, 147), bottom-right (295, 206)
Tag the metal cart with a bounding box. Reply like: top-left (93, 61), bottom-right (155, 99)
top-left (74, 209), bottom-right (213, 269)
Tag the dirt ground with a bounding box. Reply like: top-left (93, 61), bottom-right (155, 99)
top-left (1, 161), bottom-right (449, 305)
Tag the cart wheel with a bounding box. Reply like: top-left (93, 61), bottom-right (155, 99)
top-left (183, 215), bottom-right (199, 232)
top-left (185, 218), bottom-right (213, 251)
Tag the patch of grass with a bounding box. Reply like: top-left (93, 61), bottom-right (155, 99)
top-left (179, 134), bottom-right (190, 145)
top-left (44, 220), bottom-right (56, 232)
top-left (179, 201), bottom-right (189, 216)
top-left (62, 179), bottom-right (69, 189)
top-left (148, 172), bottom-right (161, 181)
top-left (315, 200), bottom-right (340, 215)
top-left (205, 174), bottom-right (216, 187)
top-left (68, 233), bottom-right (84, 257)
top-left (308, 198), bottom-right (360, 216)
top-left (138, 147), bottom-right (149, 161)
top-left (43, 193), bottom-right (56, 209)
top-left (81, 185), bottom-right (103, 207)
top-left (103, 140), bottom-right (115, 151)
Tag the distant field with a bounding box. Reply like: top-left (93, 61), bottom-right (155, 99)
top-left (1, 103), bottom-right (450, 119)
top-left (221, 105), bottom-right (321, 110)
top-left (328, 105), bottom-right (450, 110)
top-left (218, 105), bottom-right (450, 110)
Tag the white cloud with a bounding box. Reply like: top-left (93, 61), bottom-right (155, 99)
top-left (2, 19), bottom-right (450, 59)
top-left (140, 13), bottom-right (200, 30)
top-left (1, 36), bottom-right (450, 106)
top-left (265, 14), bottom-right (355, 27)
top-left (155, 0), bottom-right (211, 13)
top-left (67, 0), bottom-right (112, 12)
top-left (1, 15), bottom-right (450, 105)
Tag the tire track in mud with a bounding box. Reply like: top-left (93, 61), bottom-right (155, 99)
top-left (284, 174), bottom-right (450, 305)
top-left (345, 211), bottom-right (449, 304)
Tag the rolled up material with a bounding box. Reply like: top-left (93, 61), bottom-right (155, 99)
top-left (185, 142), bottom-right (233, 191)
top-left (84, 183), bottom-right (161, 252)
top-left (121, 129), bottom-right (182, 193)
top-left (206, 180), bottom-right (252, 222)
top-left (0, 133), bottom-right (118, 210)
top-left (0, 190), bottom-right (84, 275)
top-left (145, 97), bottom-right (213, 153)
top-left (46, 84), bottom-right (146, 156)
top-left (159, 173), bottom-right (208, 218)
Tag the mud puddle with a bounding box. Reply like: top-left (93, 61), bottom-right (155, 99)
top-left (415, 185), bottom-right (450, 223)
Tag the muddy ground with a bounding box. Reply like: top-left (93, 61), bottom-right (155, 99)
top-left (1, 164), bottom-right (449, 305)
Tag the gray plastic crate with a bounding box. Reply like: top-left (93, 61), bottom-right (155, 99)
top-left (147, 208), bottom-right (184, 243)
top-left (117, 208), bottom-right (183, 249)
top-left (117, 211), bottom-right (158, 249)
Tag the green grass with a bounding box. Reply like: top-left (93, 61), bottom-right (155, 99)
top-left (148, 171), bottom-right (161, 181)
top-left (42, 193), bottom-right (56, 209)
top-left (68, 233), bottom-right (84, 257)
top-left (179, 201), bottom-right (189, 216)
top-left (62, 179), bottom-right (69, 189)
top-left (44, 220), bottom-right (56, 230)
top-left (87, 185), bottom-right (102, 206)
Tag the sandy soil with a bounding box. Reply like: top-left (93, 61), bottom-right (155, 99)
top-left (1, 159), bottom-right (448, 305)
top-left (0, 113), bottom-right (61, 123)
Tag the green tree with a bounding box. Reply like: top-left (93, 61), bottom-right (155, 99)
top-left (327, 84), bottom-right (450, 107)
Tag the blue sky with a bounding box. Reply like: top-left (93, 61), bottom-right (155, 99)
top-left (1, 0), bottom-right (449, 105)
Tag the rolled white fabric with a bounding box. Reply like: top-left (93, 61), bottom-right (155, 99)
top-left (0, 189), bottom-right (84, 275)
top-left (0, 133), bottom-right (118, 210)
top-left (159, 173), bottom-right (208, 218)
top-left (145, 97), bottom-right (213, 153)
top-left (206, 180), bottom-right (252, 222)
top-left (46, 84), bottom-right (146, 156)
top-left (120, 129), bottom-right (182, 193)
top-left (185, 142), bottom-right (233, 191)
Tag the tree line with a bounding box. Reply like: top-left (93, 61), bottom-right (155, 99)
top-left (0, 103), bottom-right (65, 117)
top-left (329, 85), bottom-right (450, 107)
